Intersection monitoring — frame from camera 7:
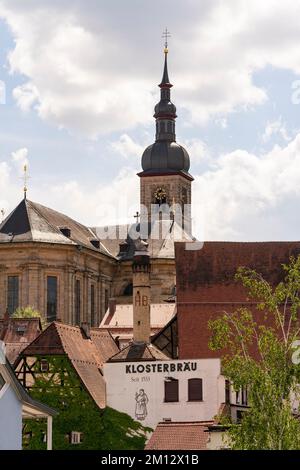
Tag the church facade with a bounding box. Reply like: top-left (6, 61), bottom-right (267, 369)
top-left (0, 46), bottom-right (193, 326)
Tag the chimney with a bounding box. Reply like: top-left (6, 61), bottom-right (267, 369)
top-left (81, 322), bottom-right (91, 339)
top-left (132, 239), bottom-right (151, 343)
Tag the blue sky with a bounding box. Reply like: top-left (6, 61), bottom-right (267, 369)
top-left (1, 0), bottom-right (300, 240)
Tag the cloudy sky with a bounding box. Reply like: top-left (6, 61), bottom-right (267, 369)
top-left (1, 0), bottom-right (300, 240)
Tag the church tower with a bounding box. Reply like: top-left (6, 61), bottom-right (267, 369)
top-left (138, 39), bottom-right (193, 234)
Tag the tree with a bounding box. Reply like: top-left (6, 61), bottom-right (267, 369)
top-left (12, 306), bottom-right (47, 329)
top-left (209, 256), bottom-right (300, 450)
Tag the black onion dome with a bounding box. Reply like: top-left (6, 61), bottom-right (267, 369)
top-left (142, 141), bottom-right (190, 172)
top-left (154, 100), bottom-right (176, 118)
top-left (139, 47), bottom-right (192, 178)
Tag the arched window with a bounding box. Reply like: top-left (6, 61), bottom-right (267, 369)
top-left (123, 283), bottom-right (133, 296)
top-left (188, 378), bottom-right (203, 402)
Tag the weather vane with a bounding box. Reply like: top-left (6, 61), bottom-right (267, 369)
top-left (162, 28), bottom-right (171, 53)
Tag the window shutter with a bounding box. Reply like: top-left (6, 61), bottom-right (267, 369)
top-left (188, 378), bottom-right (203, 401)
top-left (164, 379), bottom-right (179, 402)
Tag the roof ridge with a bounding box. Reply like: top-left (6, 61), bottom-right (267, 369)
top-left (17, 322), bottom-right (62, 359)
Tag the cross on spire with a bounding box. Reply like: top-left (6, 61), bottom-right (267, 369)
top-left (162, 28), bottom-right (171, 52)
top-left (134, 211), bottom-right (140, 224)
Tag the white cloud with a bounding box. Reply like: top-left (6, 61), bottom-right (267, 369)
top-left (262, 118), bottom-right (291, 143)
top-left (11, 147), bottom-right (29, 173)
top-left (110, 134), bottom-right (144, 160)
top-left (1, 1), bottom-right (300, 136)
top-left (180, 138), bottom-right (211, 168)
top-left (193, 134), bottom-right (300, 240)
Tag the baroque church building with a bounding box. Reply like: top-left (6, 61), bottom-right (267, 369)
top-left (0, 46), bottom-right (193, 327)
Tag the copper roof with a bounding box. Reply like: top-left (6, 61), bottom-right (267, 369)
top-left (0, 317), bottom-right (42, 364)
top-left (145, 422), bottom-right (213, 450)
top-left (0, 199), bottom-right (113, 257)
top-left (19, 322), bottom-right (119, 409)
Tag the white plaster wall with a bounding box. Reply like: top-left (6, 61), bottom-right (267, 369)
top-left (0, 385), bottom-right (22, 450)
top-left (104, 359), bottom-right (224, 429)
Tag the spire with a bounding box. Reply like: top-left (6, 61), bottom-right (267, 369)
top-left (159, 29), bottom-right (172, 88)
top-left (154, 29), bottom-right (177, 141)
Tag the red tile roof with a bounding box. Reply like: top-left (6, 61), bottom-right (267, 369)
top-left (0, 317), bottom-right (42, 364)
top-left (19, 322), bottom-right (119, 409)
top-left (175, 241), bottom-right (300, 359)
top-left (145, 422), bottom-right (213, 450)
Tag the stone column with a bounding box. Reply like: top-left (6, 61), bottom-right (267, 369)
top-left (27, 264), bottom-right (40, 310)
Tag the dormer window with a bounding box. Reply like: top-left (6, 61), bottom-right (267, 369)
top-left (90, 239), bottom-right (100, 249)
top-left (60, 227), bottom-right (71, 238)
top-left (16, 325), bottom-right (27, 335)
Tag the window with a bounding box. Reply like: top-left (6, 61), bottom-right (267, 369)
top-left (236, 386), bottom-right (248, 406)
top-left (123, 283), bottom-right (133, 296)
top-left (164, 378), bottom-right (179, 402)
top-left (70, 431), bottom-right (83, 445)
top-left (236, 410), bottom-right (245, 423)
top-left (188, 378), bottom-right (203, 402)
top-left (40, 358), bottom-right (49, 373)
top-left (75, 280), bottom-right (81, 325)
top-left (0, 373), bottom-right (5, 391)
top-left (47, 276), bottom-right (57, 322)
top-left (7, 276), bottom-right (19, 315)
top-left (225, 380), bottom-right (231, 404)
top-left (90, 285), bottom-right (95, 327)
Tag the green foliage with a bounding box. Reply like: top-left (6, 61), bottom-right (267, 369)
top-left (209, 256), bottom-right (300, 450)
top-left (23, 356), bottom-right (150, 450)
top-left (12, 306), bottom-right (47, 329)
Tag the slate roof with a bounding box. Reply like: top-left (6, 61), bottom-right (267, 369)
top-left (0, 199), bottom-right (113, 257)
top-left (107, 341), bottom-right (170, 362)
top-left (0, 317), bottom-right (42, 365)
top-left (19, 322), bottom-right (119, 409)
top-left (94, 219), bottom-right (193, 260)
top-left (145, 422), bottom-right (213, 450)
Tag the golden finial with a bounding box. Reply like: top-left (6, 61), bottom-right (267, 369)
top-left (23, 164), bottom-right (29, 199)
top-left (162, 28), bottom-right (171, 54)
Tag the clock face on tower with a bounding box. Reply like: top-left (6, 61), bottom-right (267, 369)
top-left (154, 187), bottom-right (167, 204)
